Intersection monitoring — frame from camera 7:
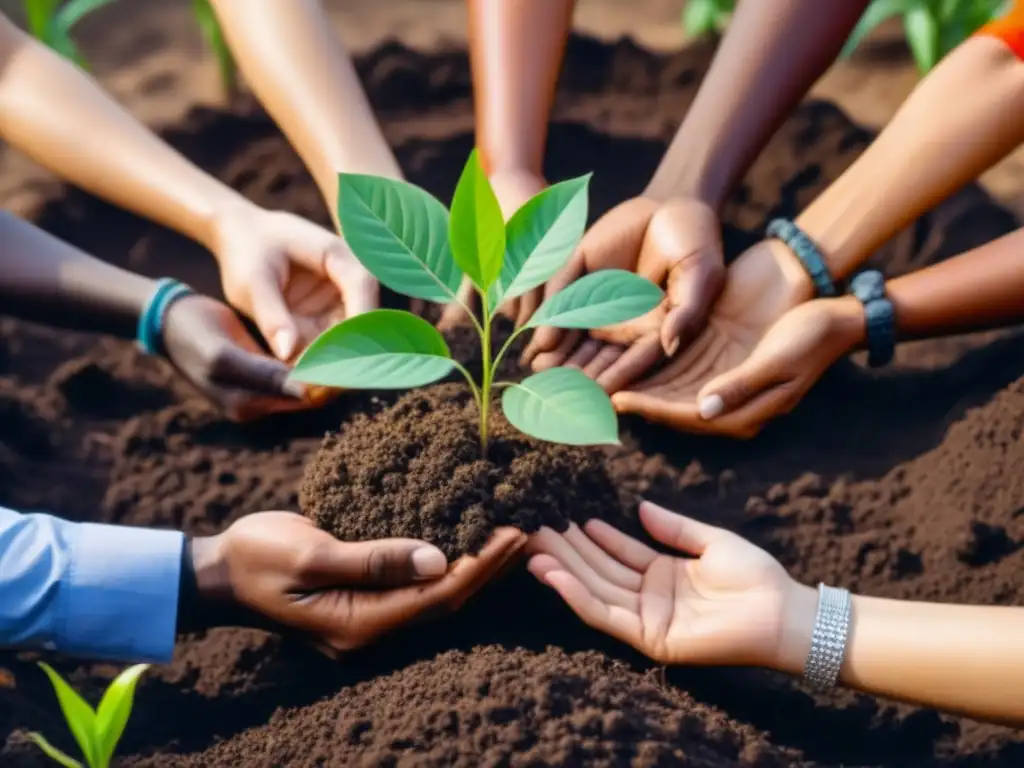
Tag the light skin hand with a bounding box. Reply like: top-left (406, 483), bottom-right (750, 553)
top-left (191, 514), bottom-right (528, 653)
top-left (527, 501), bottom-right (813, 669)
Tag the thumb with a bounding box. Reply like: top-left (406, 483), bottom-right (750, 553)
top-left (695, 356), bottom-right (787, 421)
top-left (249, 268), bottom-right (300, 360)
top-left (295, 538), bottom-right (449, 589)
top-left (323, 242), bottom-right (379, 318)
top-left (661, 254), bottom-right (725, 357)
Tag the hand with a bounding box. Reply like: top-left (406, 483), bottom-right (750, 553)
top-left (519, 196), bottom-right (726, 392)
top-left (163, 294), bottom-right (314, 421)
top-left (212, 203), bottom-right (379, 361)
top-left (611, 238), bottom-right (816, 438)
top-left (191, 513), bottom-right (528, 654)
top-left (528, 502), bottom-right (813, 670)
top-left (438, 169), bottom-right (547, 331)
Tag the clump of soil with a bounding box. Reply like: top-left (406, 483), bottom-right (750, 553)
top-left (301, 383), bottom-right (627, 559)
top-left (145, 646), bottom-right (798, 768)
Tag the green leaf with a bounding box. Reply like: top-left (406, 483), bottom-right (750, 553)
top-left (192, 0), bottom-right (236, 95)
top-left (841, 0), bottom-right (913, 58)
top-left (54, 0), bottom-right (117, 30)
top-left (24, 0), bottom-right (61, 41)
top-left (291, 309), bottom-right (454, 389)
top-left (338, 174), bottom-right (462, 303)
top-left (502, 368), bottom-right (620, 446)
top-left (449, 150), bottom-right (506, 294)
top-left (682, 0), bottom-right (719, 37)
top-left (94, 664), bottom-right (148, 767)
top-left (905, 5), bottom-right (941, 72)
top-left (38, 663), bottom-right (98, 768)
top-left (526, 270), bottom-right (663, 330)
top-left (490, 175), bottom-right (590, 308)
top-left (27, 733), bottom-right (84, 768)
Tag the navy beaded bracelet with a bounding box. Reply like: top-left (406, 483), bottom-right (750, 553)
top-left (849, 270), bottom-right (895, 367)
top-left (766, 219), bottom-right (838, 298)
top-left (136, 278), bottom-right (194, 356)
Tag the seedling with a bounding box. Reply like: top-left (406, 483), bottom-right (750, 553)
top-left (21, 0), bottom-right (236, 95)
top-left (291, 151), bottom-right (663, 448)
top-left (682, 0), bottom-right (734, 38)
top-left (29, 662), bottom-right (148, 768)
top-left (842, 0), bottom-right (1011, 73)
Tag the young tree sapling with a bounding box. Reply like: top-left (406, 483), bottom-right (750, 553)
top-left (291, 151), bottom-right (663, 448)
top-left (29, 662), bottom-right (149, 768)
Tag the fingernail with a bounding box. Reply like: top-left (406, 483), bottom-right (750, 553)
top-left (412, 547), bottom-right (447, 579)
top-left (699, 394), bottom-right (724, 420)
top-left (273, 329), bottom-right (296, 360)
top-left (282, 378), bottom-right (306, 400)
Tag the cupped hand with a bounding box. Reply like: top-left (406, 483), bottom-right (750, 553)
top-left (212, 203), bottom-right (379, 361)
top-left (610, 238), bottom-right (817, 438)
top-left (192, 514), bottom-right (527, 654)
top-left (519, 196), bottom-right (726, 392)
top-left (528, 502), bottom-right (806, 669)
top-left (163, 294), bottom-right (318, 421)
top-left (438, 168), bottom-right (547, 331)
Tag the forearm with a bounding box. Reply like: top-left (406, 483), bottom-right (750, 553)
top-left (0, 212), bottom-right (154, 337)
top-left (646, 0), bottom-right (870, 206)
top-left (0, 15), bottom-right (251, 251)
top-left (210, 0), bottom-right (402, 217)
top-left (469, 0), bottom-right (575, 176)
top-left (797, 36), bottom-right (1024, 281)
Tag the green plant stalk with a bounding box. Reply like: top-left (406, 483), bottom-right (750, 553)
top-left (478, 291), bottom-right (494, 450)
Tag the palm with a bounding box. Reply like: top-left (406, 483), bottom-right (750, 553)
top-left (528, 502), bottom-right (791, 668)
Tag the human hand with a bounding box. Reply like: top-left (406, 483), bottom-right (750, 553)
top-left (519, 196), bottom-right (726, 392)
top-left (610, 238), bottom-right (817, 437)
top-left (528, 502), bottom-right (813, 670)
top-left (162, 294), bottom-right (321, 420)
top-left (190, 513), bottom-right (528, 654)
top-left (437, 169), bottom-right (547, 331)
top-left (212, 203), bottom-right (379, 361)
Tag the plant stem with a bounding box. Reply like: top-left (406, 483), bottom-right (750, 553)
top-left (491, 324), bottom-right (528, 379)
top-left (452, 361), bottom-right (482, 410)
top-left (479, 293), bottom-right (492, 451)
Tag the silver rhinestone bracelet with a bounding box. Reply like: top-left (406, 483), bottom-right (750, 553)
top-left (802, 583), bottom-right (852, 692)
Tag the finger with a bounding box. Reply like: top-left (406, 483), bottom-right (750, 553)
top-left (295, 537), bottom-right (449, 589)
top-left (515, 287), bottom-right (543, 329)
top-left (661, 257), bottom-right (725, 357)
top-left (520, 252), bottom-right (586, 364)
top-left (248, 268), bottom-right (300, 360)
top-left (213, 345), bottom-right (306, 400)
top-left (583, 519), bottom-right (658, 572)
top-left (541, 569), bottom-right (643, 649)
top-left (565, 340), bottom-right (602, 370)
top-left (563, 523), bottom-right (642, 590)
top-left (595, 335), bottom-right (664, 394)
top-left (438, 277), bottom-right (478, 331)
top-left (528, 527), bottom-right (638, 609)
top-left (639, 501), bottom-right (719, 556)
top-left (695, 356), bottom-right (789, 421)
top-left (583, 345), bottom-right (624, 380)
top-left (323, 244), bottom-right (379, 318)
top-left (610, 389), bottom-right (695, 429)
top-left (532, 331), bottom-right (583, 372)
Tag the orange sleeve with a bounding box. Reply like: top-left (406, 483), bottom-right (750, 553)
top-left (977, 0), bottom-right (1024, 60)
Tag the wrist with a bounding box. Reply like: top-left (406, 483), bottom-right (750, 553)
top-left (206, 197), bottom-right (263, 257)
top-left (644, 149), bottom-right (728, 209)
top-left (176, 534), bottom-right (231, 633)
top-left (771, 580), bottom-right (819, 675)
top-left (823, 294), bottom-right (868, 354)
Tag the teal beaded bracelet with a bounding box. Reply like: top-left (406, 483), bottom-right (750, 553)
top-left (766, 219), bottom-right (838, 298)
top-left (136, 278), bottom-right (194, 355)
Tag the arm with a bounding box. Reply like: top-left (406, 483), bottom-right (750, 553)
top-left (0, 505), bottom-right (183, 662)
top-left (208, 0), bottom-right (402, 221)
top-left (797, 34), bottom-right (1024, 281)
top-left (0, 13), bottom-right (254, 252)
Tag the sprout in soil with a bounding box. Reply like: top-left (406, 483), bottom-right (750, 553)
top-left (29, 662), bottom-right (149, 768)
top-left (840, 0), bottom-right (1009, 73)
top-left (681, 0), bottom-right (734, 38)
top-left (290, 150), bottom-right (663, 449)
top-left (21, 0), bottom-right (236, 95)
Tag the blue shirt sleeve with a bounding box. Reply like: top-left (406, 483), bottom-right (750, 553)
top-left (0, 505), bottom-right (183, 663)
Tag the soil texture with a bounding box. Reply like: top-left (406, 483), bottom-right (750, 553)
top-left (3, 36), bottom-right (1024, 767)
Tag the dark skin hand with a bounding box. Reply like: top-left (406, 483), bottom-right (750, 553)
top-left (519, 0), bottom-right (871, 386)
top-left (0, 212), bottom-right (314, 422)
top-left (189, 514), bottom-right (527, 653)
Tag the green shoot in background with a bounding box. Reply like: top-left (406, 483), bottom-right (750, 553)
top-left (20, 0), bottom-right (237, 94)
top-left (290, 151), bottom-right (663, 449)
top-left (842, 0), bottom-right (1012, 73)
top-left (29, 662), bottom-right (148, 768)
top-left (682, 0), bottom-right (735, 38)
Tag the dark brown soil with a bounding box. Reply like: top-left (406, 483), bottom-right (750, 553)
top-left (301, 383), bottom-right (627, 559)
top-left (3, 35), bottom-right (1024, 768)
